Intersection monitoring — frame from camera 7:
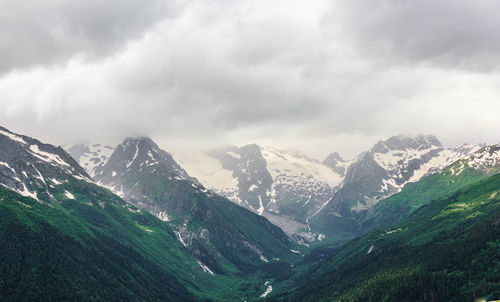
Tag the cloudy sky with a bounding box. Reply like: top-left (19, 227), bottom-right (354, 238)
top-left (1, 0), bottom-right (500, 160)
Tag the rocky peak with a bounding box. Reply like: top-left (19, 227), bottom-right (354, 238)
top-left (371, 134), bottom-right (442, 154)
top-left (95, 136), bottom-right (193, 183)
top-left (323, 152), bottom-right (349, 176)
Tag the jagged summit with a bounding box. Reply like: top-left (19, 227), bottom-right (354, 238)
top-left (324, 152), bottom-right (344, 163)
top-left (310, 134), bottom-right (486, 238)
top-left (92, 136), bottom-right (195, 195)
top-left (371, 134), bottom-right (442, 153)
top-left (322, 152), bottom-right (350, 177)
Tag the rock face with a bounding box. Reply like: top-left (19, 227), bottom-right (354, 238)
top-left (323, 152), bottom-right (351, 177)
top-left (68, 137), bottom-right (295, 274)
top-left (0, 126), bottom-right (91, 203)
top-left (310, 135), bottom-right (483, 237)
top-left (90, 137), bottom-right (196, 203)
top-left (175, 145), bottom-right (344, 242)
top-left (210, 144), bottom-right (273, 216)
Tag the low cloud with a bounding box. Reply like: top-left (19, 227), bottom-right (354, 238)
top-left (1, 0), bottom-right (499, 160)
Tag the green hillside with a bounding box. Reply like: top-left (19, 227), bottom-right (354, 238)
top-left (275, 173), bottom-right (500, 301)
top-left (0, 186), bottom-right (199, 301)
top-left (0, 178), bottom-right (286, 301)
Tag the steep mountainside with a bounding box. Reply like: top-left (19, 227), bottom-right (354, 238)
top-left (275, 172), bottom-right (500, 301)
top-left (311, 135), bottom-right (481, 239)
top-left (69, 138), bottom-right (298, 276)
top-left (0, 126), bottom-right (227, 301)
top-left (362, 144), bottom-right (500, 232)
top-left (0, 126), bottom-right (91, 201)
top-left (0, 187), bottom-right (198, 301)
top-left (175, 145), bottom-right (343, 242)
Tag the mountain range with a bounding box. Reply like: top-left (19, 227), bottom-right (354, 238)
top-left (1, 125), bottom-right (499, 301)
top-left (69, 137), bottom-right (298, 276)
top-left (171, 135), bottom-right (483, 244)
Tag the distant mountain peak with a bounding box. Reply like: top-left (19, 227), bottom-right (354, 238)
top-left (122, 136), bottom-right (157, 147)
top-left (324, 151), bottom-right (344, 163)
top-left (67, 143), bottom-right (114, 177)
top-left (371, 134), bottom-right (442, 154)
top-left (323, 152), bottom-right (350, 177)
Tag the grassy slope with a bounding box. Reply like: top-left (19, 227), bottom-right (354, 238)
top-left (309, 163), bottom-right (494, 249)
top-left (362, 163), bottom-right (494, 231)
top-left (0, 179), bottom-right (289, 301)
top-left (274, 173), bottom-right (500, 301)
top-left (122, 168), bottom-right (299, 273)
top-left (0, 186), bottom-right (197, 301)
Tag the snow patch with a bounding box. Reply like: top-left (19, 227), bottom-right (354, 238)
top-left (64, 191), bottom-right (75, 199)
top-left (196, 259), bottom-right (214, 275)
top-left (16, 183), bottom-right (39, 201)
top-left (173, 151), bottom-right (238, 197)
top-left (126, 142), bottom-right (139, 169)
top-left (226, 151), bottom-right (241, 159)
top-left (367, 245), bottom-right (374, 254)
top-left (249, 184), bottom-right (258, 192)
top-left (157, 211), bottom-right (169, 222)
top-left (70, 143), bottom-right (115, 177)
top-left (49, 178), bottom-right (63, 185)
top-left (0, 129), bottom-right (26, 144)
top-left (174, 231), bottom-right (188, 247)
top-left (257, 195), bottom-right (265, 215)
top-left (29, 145), bottom-right (70, 167)
top-left (0, 162), bottom-right (16, 174)
top-left (259, 281), bottom-right (273, 298)
top-left (262, 146), bottom-right (343, 188)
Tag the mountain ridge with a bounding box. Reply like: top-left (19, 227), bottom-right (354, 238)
top-left (69, 136), bottom-right (299, 275)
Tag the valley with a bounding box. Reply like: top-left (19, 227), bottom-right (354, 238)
top-left (1, 126), bottom-right (498, 301)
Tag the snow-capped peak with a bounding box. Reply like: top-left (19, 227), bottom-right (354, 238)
top-left (261, 146), bottom-right (343, 188)
top-left (67, 143), bottom-right (115, 177)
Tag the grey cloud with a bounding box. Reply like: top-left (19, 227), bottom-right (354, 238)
top-left (1, 0), bottom-right (499, 160)
top-left (326, 0), bottom-right (500, 71)
top-left (0, 0), bottom-right (178, 73)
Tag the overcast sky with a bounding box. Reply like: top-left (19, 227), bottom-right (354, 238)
top-left (1, 0), bottom-right (500, 160)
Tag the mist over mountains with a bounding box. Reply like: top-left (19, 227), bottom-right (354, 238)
top-left (65, 133), bottom-right (490, 244)
top-left (1, 124), bottom-right (499, 300)
top-left (2, 1), bottom-right (500, 300)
